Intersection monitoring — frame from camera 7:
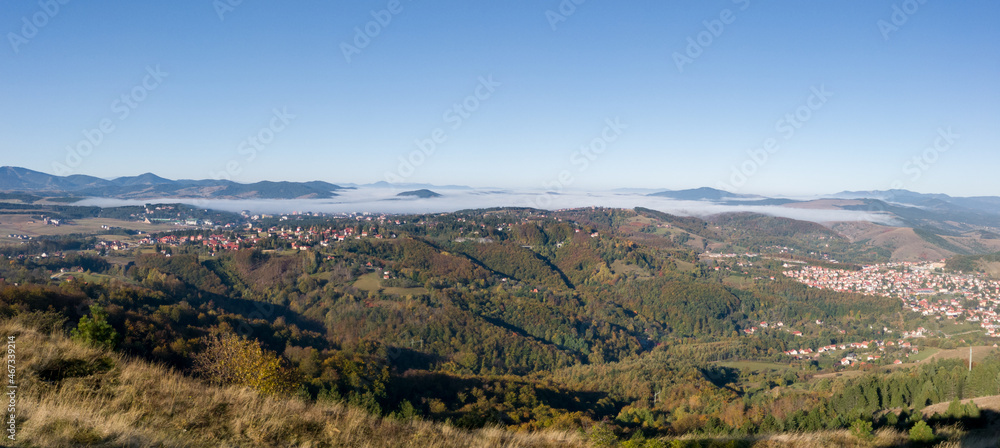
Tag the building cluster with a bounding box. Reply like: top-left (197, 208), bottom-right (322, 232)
top-left (95, 240), bottom-right (133, 251)
top-left (131, 224), bottom-right (399, 253)
top-left (785, 261), bottom-right (1000, 337)
top-left (743, 316), bottom-right (922, 365)
top-left (782, 338), bottom-right (919, 362)
top-left (704, 252), bottom-right (759, 259)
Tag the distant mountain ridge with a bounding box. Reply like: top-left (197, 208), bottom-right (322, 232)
top-left (0, 166), bottom-right (348, 200)
top-left (830, 189), bottom-right (1000, 217)
top-left (2, 166), bottom-right (999, 221)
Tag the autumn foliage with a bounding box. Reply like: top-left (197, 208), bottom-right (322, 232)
top-left (193, 331), bottom-right (299, 396)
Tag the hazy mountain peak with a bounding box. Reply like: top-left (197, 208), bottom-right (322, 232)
top-left (648, 187), bottom-right (762, 201)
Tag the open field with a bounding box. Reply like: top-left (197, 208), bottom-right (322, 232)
top-left (353, 272), bottom-right (429, 296)
top-left (921, 345), bottom-right (999, 364)
top-left (610, 259), bottom-right (651, 279)
top-left (353, 272), bottom-right (381, 291)
top-left (673, 259), bottom-right (697, 272)
top-left (908, 347), bottom-right (941, 362)
top-left (384, 286), bottom-right (430, 296)
top-left (0, 214), bottom-right (174, 239)
top-left (813, 369), bottom-right (869, 381)
top-left (722, 275), bottom-right (754, 287)
top-left (932, 319), bottom-right (981, 336)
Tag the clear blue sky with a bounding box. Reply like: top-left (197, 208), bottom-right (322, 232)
top-left (1, 1), bottom-right (997, 196)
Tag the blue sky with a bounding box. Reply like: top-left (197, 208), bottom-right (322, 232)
top-left (1, 0), bottom-right (997, 196)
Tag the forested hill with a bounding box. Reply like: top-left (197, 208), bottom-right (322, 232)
top-left (3, 206), bottom-right (999, 444)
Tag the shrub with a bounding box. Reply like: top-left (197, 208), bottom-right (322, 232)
top-left (192, 331), bottom-right (299, 396)
top-left (70, 306), bottom-right (118, 350)
top-left (850, 418), bottom-right (873, 440)
top-left (587, 422), bottom-right (619, 448)
top-left (908, 420), bottom-right (934, 443)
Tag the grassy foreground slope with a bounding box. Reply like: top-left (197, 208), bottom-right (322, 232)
top-left (7, 316), bottom-right (583, 448)
top-left (12, 310), bottom-right (1000, 448)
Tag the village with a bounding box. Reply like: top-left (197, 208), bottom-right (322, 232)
top-left (740, 314), bottom-right (927, 367)
top-left (93, 211), bottom-right (580, 257)
top-left (761, 260), bottom-right (1000, 368)
top-left (784, 261), bottom-right (1000, 336)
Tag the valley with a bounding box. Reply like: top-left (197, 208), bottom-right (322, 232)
top-left (4, 199), bottom-right (1000, 446)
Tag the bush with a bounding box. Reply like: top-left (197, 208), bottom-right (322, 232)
top-left (884, 412), bottom-right (898, 427)
top-left (70, 306), bottom-right (118, 350)
top-left (908, 420), bottom-right (934, 443)
top-left (850, 418), bottom-right (873, 440)
top-left (587, 422), bottom-right (619, 448)
top-left (945, 398), bottom-right (964, 419)
top-left (965, 401), bottom-right (981, 419)
top-left (192, 331), bottom-right (299, 396)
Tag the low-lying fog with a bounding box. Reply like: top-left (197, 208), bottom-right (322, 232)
top-left (77, 188), bottom-right (897, 225)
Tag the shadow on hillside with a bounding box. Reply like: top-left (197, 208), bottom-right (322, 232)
top-left (390, 347), bottom-right (443, 371)
top-left (389, 370), bottom-right (620, 415)
top-left (701, 365), bottom-right (740, 392)
top-left (925, 408), bottom-right (1000, 430)
top-left (209, 294), bottom-right (318, 330)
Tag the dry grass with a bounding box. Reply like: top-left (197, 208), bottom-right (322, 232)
top-left (922, 394), bottom-right (1000, 416)
top-left (749, 429), bottom-right (904, 447)
top-left (691, 425), bottom-right (998, 448)
top-left (10, 316), bottom-right (1000, 447)
top-left (5, 318), bottom-right (586, 447)
top-left (662, 429), bottom-right (906, 448)
top-left (920, 346), bottom-right (999, 364)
